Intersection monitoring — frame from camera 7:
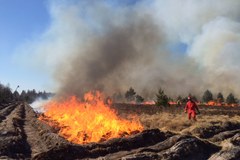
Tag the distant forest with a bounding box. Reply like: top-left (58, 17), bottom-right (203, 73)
top-left (0, 83), bottom-right (53, 104)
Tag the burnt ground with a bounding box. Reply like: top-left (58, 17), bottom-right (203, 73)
top-left (0, 102), bottom-right (239, 160)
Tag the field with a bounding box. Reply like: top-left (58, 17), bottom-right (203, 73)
top-left (0, 102), bottom-right (239, 159)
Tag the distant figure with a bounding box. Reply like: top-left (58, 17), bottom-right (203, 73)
top-left (185, 96), bottom-right (200, 121)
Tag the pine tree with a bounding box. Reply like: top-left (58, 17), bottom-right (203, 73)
top-left (217, 92), bottom-right (224, 103)
top-left (136, 95), bottom-right (144, 103)
top-left (155, 88), bottom-right (169, 106)
top-left (0, 83), bottom-right (13, 103)
top-left (226, 93), bottom-right (237, 104)
top-left (125, 87), bottom-right (136, 102)
top-left (202, 90), bottom-right (213, 103)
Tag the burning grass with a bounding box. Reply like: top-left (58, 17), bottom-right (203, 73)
top-left (39, 91), bottom-right (143, 144)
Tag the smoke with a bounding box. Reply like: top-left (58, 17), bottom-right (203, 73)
top-left (53, 1), bottom-right (203, 98)
top-left (56, 15), bottom-right (165, 97)
top-left (188, 17), bottom-right (240, 95)
top-left (15, 0), bottom-right (240, 98)
top-left (151, 0), bottom-right (240, 97)
top-left (30, 97), bottom-right (51, 113)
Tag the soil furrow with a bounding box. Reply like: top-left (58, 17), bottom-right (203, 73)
top-left (0, 103), bottom-right (31, 159)
top-left (0, 103), bottom-right (18, 123)
top-left (23, 103), bottom-right (69, 158)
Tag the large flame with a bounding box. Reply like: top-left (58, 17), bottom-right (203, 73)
top-left (39, 91), bottom-right (143, 144)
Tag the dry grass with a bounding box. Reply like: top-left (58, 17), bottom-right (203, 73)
top-left (139, 112), bottom-right (240, 136)
top-left (113, 103), bottom-right (240, 140)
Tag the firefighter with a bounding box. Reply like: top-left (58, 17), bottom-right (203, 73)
top-left (184, 96), bottom-right (200, 121)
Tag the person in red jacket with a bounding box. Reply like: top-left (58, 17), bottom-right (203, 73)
top-left (185, 96), bottom-right (200, 121)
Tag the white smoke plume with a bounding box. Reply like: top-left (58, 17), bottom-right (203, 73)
top-left (15, 0), bottom-right (240, 99)
top-left (30, 97), bottom-right (51, 113)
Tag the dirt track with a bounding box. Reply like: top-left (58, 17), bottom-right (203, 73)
top-left (0, 102), bottom-right (239, 160)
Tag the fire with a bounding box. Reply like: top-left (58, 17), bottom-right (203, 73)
top-left (206, 100), bottom-right (238, 107)
top-left (207, 100), bottom-right (219, 106)
top-left (143, 100), bottom-right (155, 105)
top-left (39, 91), bottom-right (143, 144)
top-left (168, 101), bottom-right (177, 105)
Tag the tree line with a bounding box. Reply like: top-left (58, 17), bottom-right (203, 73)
top-left (201, 90), bottom-right (238, 104)
top-left (119, 87), bottom-right (239, 106)
top-left (0, 83), bottom-right (53, 104)
top-left (1, 82), bottom-right (238, 106)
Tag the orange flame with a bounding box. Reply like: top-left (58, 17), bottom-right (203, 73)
top-left (168, 101), bottom-right (177, 105)
top-left (207, 100), bottom-right (219, 106)
top-left (39, 91), bottom-right (143, 144)
top-left (206, 100), bottom-right (239, 107)
top-left (143, 100), bottom-right (155, 105)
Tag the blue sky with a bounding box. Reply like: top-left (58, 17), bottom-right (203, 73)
top-left (0, 0), bottom-right (50, 91)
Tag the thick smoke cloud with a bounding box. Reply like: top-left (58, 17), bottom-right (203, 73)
top-left (15, 0), bottom-right (240, 99)
top-left (52, 1), bottom-right (203, 98)
top-left (151, 0), bottom-right (240, 97)
top-left (188, 17), bottom-right (240, 95)
top-left (56, 16), bottom-right (164, 97)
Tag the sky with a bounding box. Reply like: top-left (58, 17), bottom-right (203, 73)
top-left (0, 0), bottom-right (240, 98)
top-left (0, 0), bottom-right (50, 91)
